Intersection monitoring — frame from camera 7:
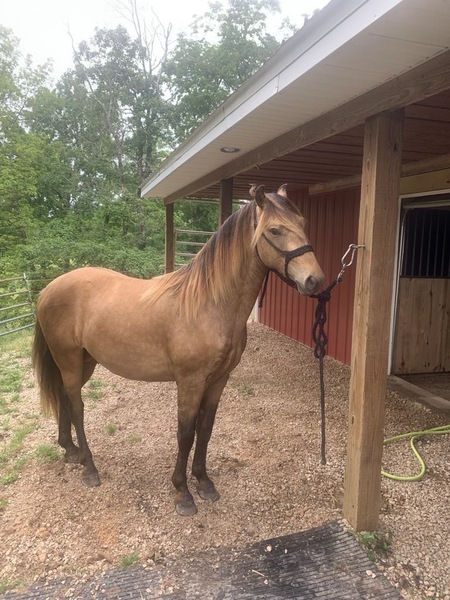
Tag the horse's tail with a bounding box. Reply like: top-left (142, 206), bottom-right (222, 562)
top-left (32, 319), bottom-right (62, 420)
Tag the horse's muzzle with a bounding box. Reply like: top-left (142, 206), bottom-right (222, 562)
top-left (297, 275), bottom-right (323, 296)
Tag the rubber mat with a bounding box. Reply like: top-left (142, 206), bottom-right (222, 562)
top-left (2, 521), bottom-right (402, 599)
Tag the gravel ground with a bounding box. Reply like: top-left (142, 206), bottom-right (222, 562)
top-left (0, 323), bottom-right (449, 598)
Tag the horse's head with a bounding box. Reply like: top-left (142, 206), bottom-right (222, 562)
top-left (250, 184), bottom-right (325, 296)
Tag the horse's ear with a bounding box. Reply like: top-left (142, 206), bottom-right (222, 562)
top-left (277, 184), bottom-right (288, 198)
top-left (249, 184), bottom-right (266, 208)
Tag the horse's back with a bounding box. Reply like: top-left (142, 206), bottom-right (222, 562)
top-left (42, 266), bottom-right (137, 294)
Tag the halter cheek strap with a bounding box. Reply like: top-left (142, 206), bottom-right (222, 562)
top-left (253, 204), bottom-right (314, 289)
top-left (261, 232), bottom-right (314, 287)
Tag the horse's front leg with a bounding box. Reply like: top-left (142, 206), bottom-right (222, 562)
top-left (172, 380), bottom-right (204, 516)
top-left (192, 375), bottom-right (228, 503)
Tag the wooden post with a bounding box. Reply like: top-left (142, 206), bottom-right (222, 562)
top-left (219, 178), bottom-right (233, 225)
top-left (343, 110), bottom-right (403, 531)
top-left (165, 202), bottom-right (175, 273)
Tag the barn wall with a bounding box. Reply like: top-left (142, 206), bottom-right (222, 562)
top-left (259, 188), bottom-right (360, 365)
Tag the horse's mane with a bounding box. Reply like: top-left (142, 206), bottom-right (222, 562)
top-left (142, 193), bottom-right (301, 320)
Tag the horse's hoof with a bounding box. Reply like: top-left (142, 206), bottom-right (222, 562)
top-left (82, 471), bottom-right (101, 487)
top-left (175, 497), bottom-right (198, 516)
top-left (64, 450), bottom-right (80, 464)
top-left (198, 484), bottom-right (220, 502)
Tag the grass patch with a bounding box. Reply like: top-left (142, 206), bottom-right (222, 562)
top-left (0, 330), bottom-right (32, 356)
top-left (1, 456), bottom-right (28, 486)
top-left (241, 384), bottom-right (255, 398)
top-left (0, 397), bottom-right (11, 417)
top-left (0, 422), bottom-right (38, 467)
top-left (88, 379), bottom-right (103, 389)
top-left (0, 365), bottom-right (25, 395)
top-left (9, 392), bottom-right (21, 404)
top-left (127, 433), bottom-right (141, 444)
top-left (1, 470), bottom-right (20, 486)
top-left (120, 552), bottom-right (139, 568)
top-left (0, 342), bottom-right (28, 415)
top-left (86, 378), bottom-right (104, 403)
top-left (106, 423), bottom-right (117, 435)
top-left (0, 498), bottom-right (8, 512)
top-left (35, 444), bottom-right (61, 463)
top-left (0, 416), bottom-right (11, 430)
top-left (357, 531), bottom-right (392, 561)
top-left (0, 422), bottom-right (38, 486)
top-left (0, 576), bottom-right (23, 594)
top-left (0, 331), bottom-right (38, 487)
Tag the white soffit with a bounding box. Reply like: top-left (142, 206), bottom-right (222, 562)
top-left (141, 0), bottom-right (450, 200)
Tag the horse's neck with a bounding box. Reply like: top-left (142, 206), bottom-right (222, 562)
top-left (222, 236), bottom-right (267, 324)
top-left (176, 209), bottom-right (268, 325)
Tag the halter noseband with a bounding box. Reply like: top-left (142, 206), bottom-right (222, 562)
top-left (253, 203), bottom-right (314, 289)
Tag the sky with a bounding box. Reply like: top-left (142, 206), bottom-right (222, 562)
top-left (1, 0), bottom-right (330, 78)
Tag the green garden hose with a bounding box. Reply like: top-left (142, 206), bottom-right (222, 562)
top-left (382, 424), bottom-right (450, 481)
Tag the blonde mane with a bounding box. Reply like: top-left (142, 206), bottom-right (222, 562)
top-left (142, 193), bottom-right (302, 320)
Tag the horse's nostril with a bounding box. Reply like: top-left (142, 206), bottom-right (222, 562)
top-left (305, 275), bottom-right (318, 291)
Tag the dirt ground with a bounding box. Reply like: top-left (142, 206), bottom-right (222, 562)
top-left (1, 323), bottom-right (449, 598)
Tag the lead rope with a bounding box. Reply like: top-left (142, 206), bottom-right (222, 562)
top-left (311, 244), bottom-right (364, 465)
top-left (258, 272), bottom-right (271, 309)
top-left (311, 279), bottom-right (340, 465)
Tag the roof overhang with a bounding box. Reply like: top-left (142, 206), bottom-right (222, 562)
top-left (141, 0), bottom-right (450, 204)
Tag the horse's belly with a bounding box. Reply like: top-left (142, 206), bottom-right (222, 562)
top-left (85, 337), bottom-right (174, 383)
top-left (99, 358), bottom-right (174, 382)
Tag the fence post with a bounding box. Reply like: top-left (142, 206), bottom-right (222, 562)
top-left (23, 273), bottom-right (34, 311)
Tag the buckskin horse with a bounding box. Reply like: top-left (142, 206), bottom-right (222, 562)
top-left (32, 184), bottom-right (324, 515)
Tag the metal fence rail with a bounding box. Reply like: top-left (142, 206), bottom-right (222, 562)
top-left (0, 274), bottom-right (35, 337)
top-left (174, 229), bottom-right (214, 269)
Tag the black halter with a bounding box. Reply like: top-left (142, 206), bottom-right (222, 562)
top-left (253, 204), bottom-right (314, 289)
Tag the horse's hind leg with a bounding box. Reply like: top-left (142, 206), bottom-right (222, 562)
top-left (58, 389), bottom-right (80, 463)
top-left (58, 352), bottom-right (97, 466)
top-left (191, 375), bottom-right (228, 503)
top-left (60, 352), bottom-right (100, 487)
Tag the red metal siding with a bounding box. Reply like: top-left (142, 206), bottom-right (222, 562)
top-left (259, 188), bottom-right (360, 365)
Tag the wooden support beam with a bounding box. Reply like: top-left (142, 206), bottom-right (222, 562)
top-left (309, 175), bottom-right (361, 195)
top-left (165, 203), bottom-right (175, 273)
top-left (219, 178), bottom-right (233, 225)
top-left (309, 152), bottom-right (450, 195)
top-left (400, 168), bottom-right (450, 196)
top-left (343, 110), bottom-right (404, 532)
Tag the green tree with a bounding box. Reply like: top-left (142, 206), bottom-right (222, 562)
top-left (0, 26), bottom-right (63, 273)
top-left (0, 24), bottom-right (167, 281)
top-left (1, 0), bottom-right (301, 285)
top-left (71, 22), bottom-right (171, 191)
top-left (165, 0), bottom-right (283, 142)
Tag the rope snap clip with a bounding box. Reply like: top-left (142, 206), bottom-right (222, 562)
top-left (337, 244), bottom-right (365, 281)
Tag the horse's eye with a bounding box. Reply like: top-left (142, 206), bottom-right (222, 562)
top-left (269, 227), bottom-right (280, 236)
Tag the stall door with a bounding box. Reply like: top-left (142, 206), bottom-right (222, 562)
top-left (392, 200), bottom-right (450, 374)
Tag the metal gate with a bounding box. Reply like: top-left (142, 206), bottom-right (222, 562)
top-left (174, 229), bottom-right (214, 269)
top-left (0, 274), bottom-right (35, 337)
